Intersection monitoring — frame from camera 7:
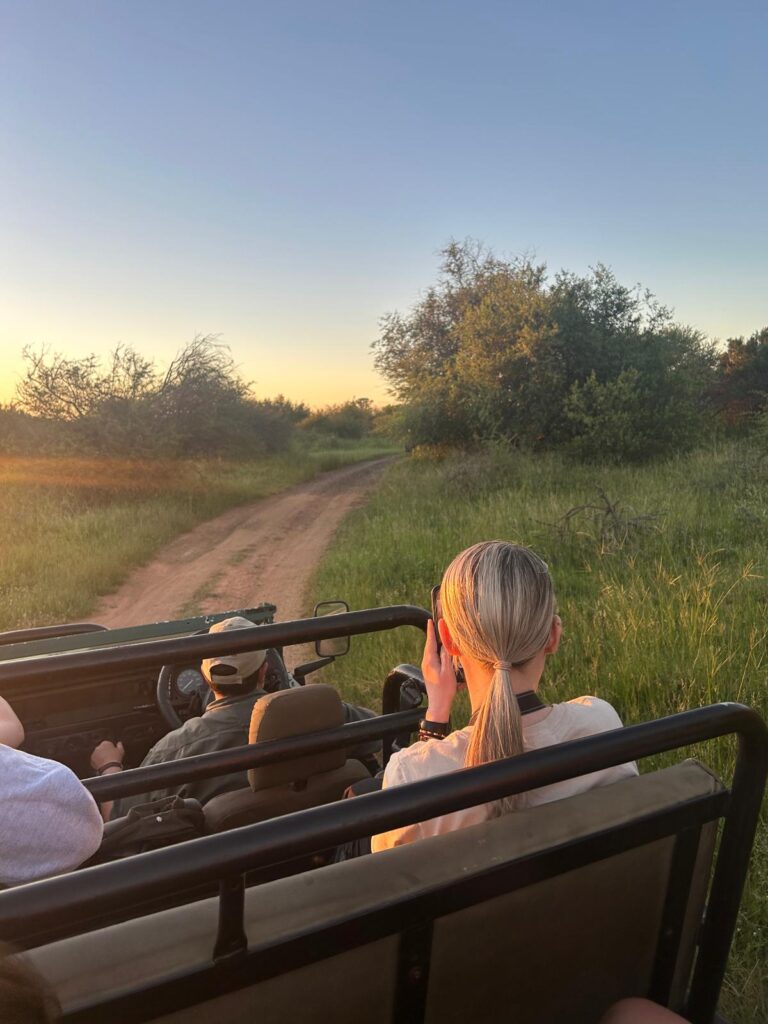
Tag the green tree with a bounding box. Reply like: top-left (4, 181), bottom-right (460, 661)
top-left (373, 241), bottom-right (716, 460)
top-left (709, 327), bottom-right (768, 426)
top-left (374, 241), bottom-right (550, 446)
top-left (14, 336), bottom-right (297, 456)
top-left (300, 398), bottom-right (375, 440)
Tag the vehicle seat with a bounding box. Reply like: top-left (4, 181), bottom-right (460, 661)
top-left (203, 685), bottom-right (370, 833)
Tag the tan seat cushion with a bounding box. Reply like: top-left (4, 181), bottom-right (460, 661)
top-left (248, 685), bottom-right (345, 789)
top-left (204, 760), bottom-right (370, 832)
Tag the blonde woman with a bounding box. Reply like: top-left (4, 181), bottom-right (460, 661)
top-left (372, 541), bottom-right (637, 852)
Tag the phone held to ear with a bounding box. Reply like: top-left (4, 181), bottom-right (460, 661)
top-left (430, 585), bottom-right (465, 684)
top-left (430, 585), bottom-right (442, 653)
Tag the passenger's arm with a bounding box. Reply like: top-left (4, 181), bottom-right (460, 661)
top-left (0, 696), bottom-right (25, 749)
top-left (0, 749), bottom-right (103, 886)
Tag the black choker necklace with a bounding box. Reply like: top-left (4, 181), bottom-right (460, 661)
top-left (469, 690), bottom-right (547, 725)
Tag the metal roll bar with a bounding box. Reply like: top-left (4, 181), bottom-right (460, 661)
top-left (83, 709), bottom-right (422, 801)
top-left (0, 606), bottom-right (430, 689)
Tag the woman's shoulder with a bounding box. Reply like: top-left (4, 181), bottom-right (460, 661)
top-left (384, 728), bottom-right (472, 785)
top-left (543, 695), bottom-right (625, 738)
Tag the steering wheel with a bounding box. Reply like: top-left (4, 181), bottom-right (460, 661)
top-left (156, 648), bottom-right (295, 731)
top-left (156, 664), bottom-right (211, 730)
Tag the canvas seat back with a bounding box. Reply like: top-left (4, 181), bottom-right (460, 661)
top-left (27, 760), bottom-right (723, 1024)
top-left (203, 685), bottom-right (369, 832)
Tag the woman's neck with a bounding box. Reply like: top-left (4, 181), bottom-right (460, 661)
top-left (463, 652), bottom-right (546, 715)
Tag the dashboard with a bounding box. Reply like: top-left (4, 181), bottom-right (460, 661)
top-left (8, 668), bottom-right (169, 777)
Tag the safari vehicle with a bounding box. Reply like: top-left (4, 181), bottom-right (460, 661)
top-left (0, 606), bottom-right (766, 1024)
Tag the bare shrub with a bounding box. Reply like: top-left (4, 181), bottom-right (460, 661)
top-left (547, 488), bottom-right (666, 553)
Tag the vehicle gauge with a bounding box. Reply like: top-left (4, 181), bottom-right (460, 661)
top-left (176, 667), bottom-right (206, 695)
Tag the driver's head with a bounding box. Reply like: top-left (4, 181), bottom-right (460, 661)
top-left (201, 617), bottom-right (268, 697)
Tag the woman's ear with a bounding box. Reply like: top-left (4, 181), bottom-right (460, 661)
top-left (543, 614), bottom-right (562, 655)
top-left (438, 618), bottom-right (461, 657)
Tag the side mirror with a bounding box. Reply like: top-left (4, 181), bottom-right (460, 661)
top-left (313, 600), bottom-right (350, 658)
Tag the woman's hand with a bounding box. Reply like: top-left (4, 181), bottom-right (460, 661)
top-left (421, 619), bottom-right (458, 723)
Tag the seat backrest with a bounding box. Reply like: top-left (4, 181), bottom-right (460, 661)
top-left (247, 684), bottom-right (346, 789)
top-left (27, 760), bottom-right (724, 1024)
top-left (202, 685), bottom-right (369, 833)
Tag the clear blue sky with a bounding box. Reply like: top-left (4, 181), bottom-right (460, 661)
top-left (1, 0), bottom-right (766, 406)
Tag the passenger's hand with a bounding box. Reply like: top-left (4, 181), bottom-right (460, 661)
top-left (90, 740), bottom-right (125, 773)
top-left (421, 619), bottom-right (457, 723)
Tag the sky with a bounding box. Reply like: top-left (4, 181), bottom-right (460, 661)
top-left (1, 0), bottom-right (766, 408)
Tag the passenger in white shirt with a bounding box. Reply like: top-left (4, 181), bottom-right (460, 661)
top-left (0, 696), bottom-right (103, 886)
top-left (372, 541), bottom-right (636, 852)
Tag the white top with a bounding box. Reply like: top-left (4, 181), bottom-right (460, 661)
top-left (0, 745), bottom-right (104, 886)
top-left (372, 696), bottom-right (638, 852)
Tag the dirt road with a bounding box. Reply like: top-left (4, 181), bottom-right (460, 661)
top-left (93, 459), bottom-right (390, 629)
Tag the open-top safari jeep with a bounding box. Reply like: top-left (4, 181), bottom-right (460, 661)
top-left (0, 606), bottom-right (765, 1024)
top-left (0, 602), bottom-right (346, 777)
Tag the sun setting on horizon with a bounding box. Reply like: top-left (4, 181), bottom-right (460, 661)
top-left (2, 4), bottom-right (765, 420)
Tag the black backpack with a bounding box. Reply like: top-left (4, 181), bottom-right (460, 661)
top-left (89, 795), bottom-right (206, 863)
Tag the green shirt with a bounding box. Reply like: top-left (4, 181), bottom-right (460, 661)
top-left (111, 690), bottom-right (266, 819)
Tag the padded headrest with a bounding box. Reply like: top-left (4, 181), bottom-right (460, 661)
top-left (248, 685), bottom-right (346, 791)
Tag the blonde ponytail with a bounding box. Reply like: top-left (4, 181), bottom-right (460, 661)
top-left (441, 541), bottom-right (555, 816)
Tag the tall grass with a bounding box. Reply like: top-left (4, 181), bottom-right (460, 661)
top-left (312, 440), bottom-right (768, 1023)
top-left (0, 445), bottom-right (396, 631)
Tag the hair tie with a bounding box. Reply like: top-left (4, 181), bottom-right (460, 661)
top-left (494, 661), bottom-right (512, 672)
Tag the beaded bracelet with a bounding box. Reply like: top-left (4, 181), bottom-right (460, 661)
top-left (97, 761), bottom-right (123, 775)
top-left (418, 719), bottom-right (449, 742)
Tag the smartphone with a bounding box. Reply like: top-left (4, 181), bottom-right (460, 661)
top-left (430, 584), bottom-right (465, 684)
top-left (430, 585), bottom-right (442, 653)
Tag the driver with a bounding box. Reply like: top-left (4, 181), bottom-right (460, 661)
top-left (91, 616), bottom-right (377, 820)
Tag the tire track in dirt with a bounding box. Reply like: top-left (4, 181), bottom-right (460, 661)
top-left (92, 459), bottom-right (391, 630)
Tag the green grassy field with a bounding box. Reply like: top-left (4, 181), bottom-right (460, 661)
top-left (312, 440), bottom-right (768, 1023)
top-left (0, 441), bottom-right (396, 632)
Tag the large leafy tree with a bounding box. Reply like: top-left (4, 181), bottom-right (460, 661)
top-left (374, 241), bottom-right (554, 445)
top-left (373, 240), bottom-right (717, 460)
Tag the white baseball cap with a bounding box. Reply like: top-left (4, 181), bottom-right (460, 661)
top-left (201, 616), bottom-right (267, 686)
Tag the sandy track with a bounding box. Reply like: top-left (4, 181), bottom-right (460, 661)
top-left (92, 459), bottom-right (390, 629)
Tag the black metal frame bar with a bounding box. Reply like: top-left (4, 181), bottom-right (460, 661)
top-left (381, 664), bottom-right (426, 763)
top-left (395, 920), bottom-right (434, 1024)
top-left (213, 875), bottom-right (247, 962)
top-left (0, 605), bottom-right (277, 664)
top-left (648, 825), bottom-right (705, 1006)
top-left (0, 702), bottom-right (765, 1024)
top-left (0, 622), bottom-right (107, 648)
top-left (83, 709), bottom-right (422, 801)
top-left (0, 606), bottom-right (430, 691)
